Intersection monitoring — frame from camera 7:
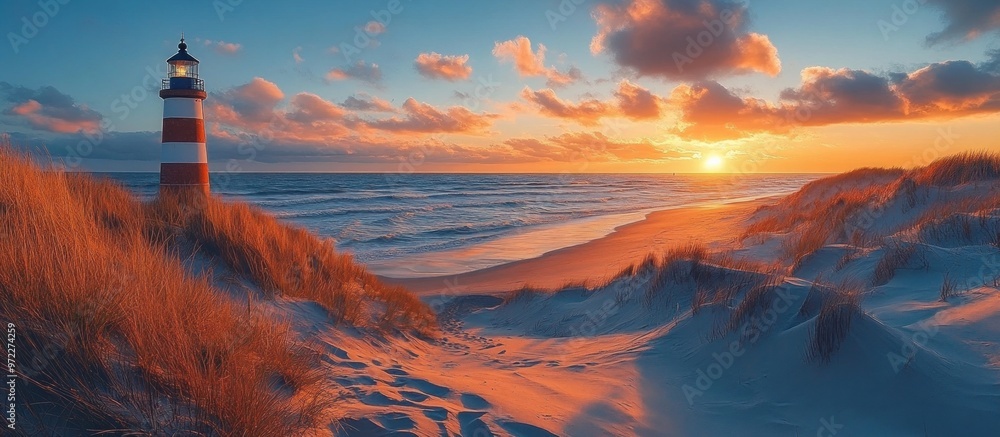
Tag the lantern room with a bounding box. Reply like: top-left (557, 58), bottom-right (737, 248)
top-left (162, 36), bottom-right (204, 92)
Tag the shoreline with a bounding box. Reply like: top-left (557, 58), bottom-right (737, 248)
top-left (382, 196), bottom-right (775, 294)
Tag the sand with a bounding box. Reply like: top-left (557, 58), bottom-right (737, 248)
top-left (385, 198), bottom-right (771, 294)
top-left (324, 174), bottom-right (1000, 436)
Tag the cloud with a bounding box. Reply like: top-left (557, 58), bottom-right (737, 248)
top-left (780, 67), bottom-right (907, 125)
top-left (203, 39), bottom-right (242, 55)
top-left (502, 131), bottom-right (694, 162)
top-left (285, 93), bottom-right (348, 124)
top-left (341, 94), bottom-right (395, 112)
top-left (414, 52), bottom-right (473, 81)
top-left (668, 53), bottom-right (1000, 139)
top-left (925, 0), bottom-right (1000, 45)
top-left (4, 80), bottom-right (678, 167)
top-left (205, 79), bottom-right (499, 146)
top-left (520, 80), bottom-right (663, 124)
top-left (614, 80), bottom-right (662, 119)
top-left (364, 21), bottom-right (386, 35)
top-left (520, 88), bottom-right (613, 125)
top-left (209, 77), bottom-right (285, 125)
top-left (669, 81), bottom-right (785, 140)
top-left (894, 58), bottom-right (1000, 113)
top-left (293, 46), bottom-right (304, 64)
top-left (493, 36), bottom-right (583, 87)
top-left (366, 98), bottom-right (498, 134)
top-left (0, 82), bottom-right (102, 134)
top-left (590, 0), bottom-right (780, 80)
top-left (326, 61), bottom-right (383, 85)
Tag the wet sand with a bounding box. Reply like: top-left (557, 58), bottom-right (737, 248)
top-left (383, 197), bottom-right (772, 294)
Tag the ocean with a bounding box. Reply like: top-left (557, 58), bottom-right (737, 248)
top-left (103, 173), bottom-right (818, 277)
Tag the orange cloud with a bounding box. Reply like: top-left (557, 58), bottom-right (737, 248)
top-left (414, 52), bottom-right (473, 81)
top-left (210, 77), bottom-right (285, 126)
top-left (590, 0), bottom-right (780, 80)
top-left (1, 84), bottom-right (103, 134)
top-left (207, 79), bottom-right (499, 146)
top-left (520, 81), bottom-right (663, 124)
top-left (669, 81), bottom-right (785, 140)
top-left (502, 131), bottom-right (694, 162)
top-left (342, 94), bottom-right (395, 112)
top-left (9, 99), bottom-right (101, 133)
top-left (367, 98), bottom-right (497, 134)
top-left (614, 80), bottom-right (662, 119)
top-left (669, 53), bottom-right (1000, 140)
top-left (203, 39), bottom-right (242, 55)
top-left (326, 61), bottom-right (383, 85)
top-left (364, 21), bottom-right (386, 35)
top-left (286, 93), bottom-right (348, 123)
top-left (520, 88), bottom-right (612, 125)
top-left (493, 36), bottom-right (583, 87)
top-left (894, 58), bottom-right (1000, 114)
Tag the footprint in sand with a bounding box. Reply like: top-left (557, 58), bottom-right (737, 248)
top-left (334, 375), bottom-right (376, 387)
top-left (392, 376), bottom-right (452, 398)
top-left (358, 391), bottom-right (420, 408)
top-left (384, 367), bottom-right (409, 376)
top-left (375, 412), bottom-right (416, 432)
top-left (399, 390), bottom-right (430, 402)
top-left (498, 420), bottom-right (559, 437)
top-left (421, 406), bottom-right (448, 422)
top-left (326, 345), bottom-right (350, 360)
top-left (333, 416), bottom-right (418, 437)
top-left (458, 411), bottom-right (495, 437)
top-left (460, 393), bottom-right (491, 410)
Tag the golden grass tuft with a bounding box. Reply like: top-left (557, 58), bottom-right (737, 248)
top-left (910, 151), bottom-right (1000, 187)
top-left (0, 142), bottom-right (434, 433)
top-left (148, 194), bottom-right (436, 334)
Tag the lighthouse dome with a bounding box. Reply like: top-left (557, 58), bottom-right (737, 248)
top-left (167, 37), bottom-right (199, 64)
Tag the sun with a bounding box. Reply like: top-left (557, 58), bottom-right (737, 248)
top-left (703, 154), bottom-right (725, 171)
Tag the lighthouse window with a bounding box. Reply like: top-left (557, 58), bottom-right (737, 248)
top-left (169, 62), bottom-right (198, 78)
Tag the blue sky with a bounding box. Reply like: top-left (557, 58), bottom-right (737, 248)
top-left (2, 0), bottom-right (999, 172)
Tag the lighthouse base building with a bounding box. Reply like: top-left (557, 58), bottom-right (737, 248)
top-left (159, 37), bottom-right (209, 195)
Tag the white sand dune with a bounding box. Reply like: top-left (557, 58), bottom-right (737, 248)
top-left (251, 158), bottom-right (1000, 436)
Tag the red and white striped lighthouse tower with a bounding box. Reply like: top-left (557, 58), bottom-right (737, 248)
top-left (159, 36), bottom-right (209, 195)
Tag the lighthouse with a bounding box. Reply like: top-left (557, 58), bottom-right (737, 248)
top-left (159, 36), bottom-right (209, 195)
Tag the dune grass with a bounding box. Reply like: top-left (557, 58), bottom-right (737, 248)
top-left (806, 282), bottom-right (865, 364)
top-left (148, 193), bottom-right (436, 333)
top-left (0, 143), bottom-right (434, 434)
top-left (744, 152), bottom-right (1000, 267)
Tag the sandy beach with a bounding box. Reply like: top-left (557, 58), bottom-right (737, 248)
top-left (385, 198), bottom-right (772, 294)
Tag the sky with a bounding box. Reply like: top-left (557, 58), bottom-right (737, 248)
top-left (1, 0), bottom-right (999, 173)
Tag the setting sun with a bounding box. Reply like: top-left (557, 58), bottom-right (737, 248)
top-left (704, 154), bottom-right (725, 171)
